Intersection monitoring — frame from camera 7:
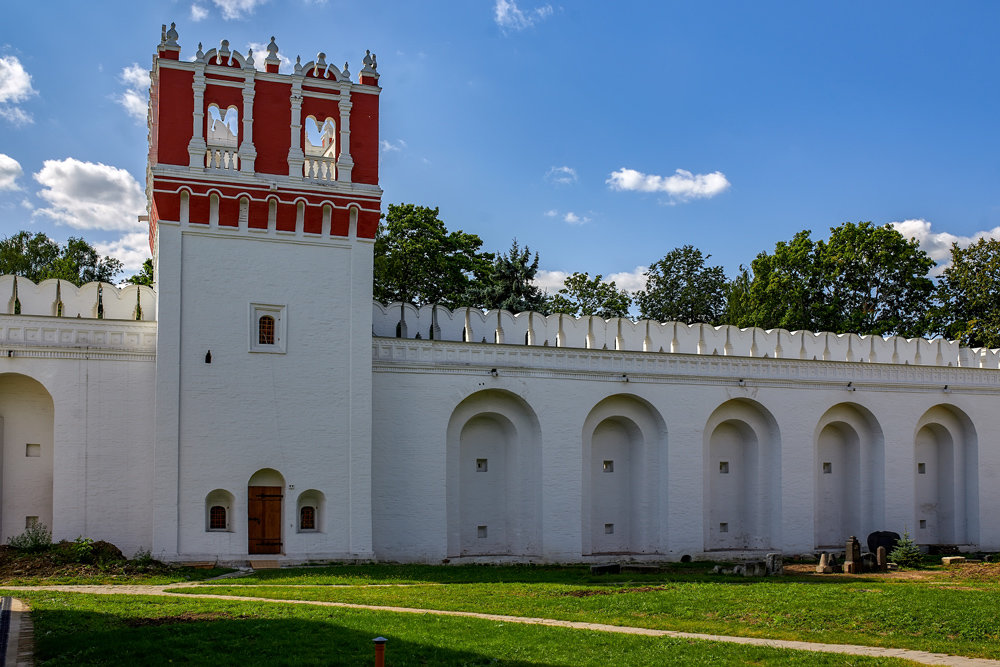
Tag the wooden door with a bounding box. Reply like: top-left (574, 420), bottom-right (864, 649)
top-left (248, 486), bottom-right (283, 554)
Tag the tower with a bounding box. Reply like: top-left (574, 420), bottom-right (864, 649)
top-left (147, 23), bottom-right (380, 561)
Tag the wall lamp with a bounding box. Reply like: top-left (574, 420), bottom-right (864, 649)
top-left (738, 378), bottom-right (746, 387)
top-left (847, 381), bottom-right (856, 391)
top-left (490, 368), bottom-right (498, 377)
top-left (621, 373), bottom-right (629, 383)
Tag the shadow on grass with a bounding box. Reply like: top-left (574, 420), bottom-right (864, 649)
top-left (235, 562), bottom-right (901, 587)
top-left (32, 607), bottom-right (554, 666)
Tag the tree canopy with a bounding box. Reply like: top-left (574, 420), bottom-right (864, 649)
top-left (0, 231), bottom-right (123, 286)
top-left (466, 240), bottom-right (546, 313)
top-left (636, 245), bottom-right (728, 324)
top-left (729, 222), bottom-right (935, 337)
top-left (933, 238), bottom-right (1000, 348)
top-left (373, 204), bottom-right (488, 308)
top-left (547, 272), bottom-right (631, 319)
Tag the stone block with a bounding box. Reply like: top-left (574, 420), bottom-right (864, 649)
top-left (941, 556), bottom-right (966, 566)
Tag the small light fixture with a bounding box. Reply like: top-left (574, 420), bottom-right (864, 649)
top-left (622, 373), bottom-right (629, 383)
top-left (205, 350), bottom-right (212, 364)
top-left (847, 381), bottom-right (855, 391)
top-left (738, 378), bottom-right (746, 387)
top-left (943, 384), bottom-right (950, 393)
top-left (490, 368), bottom-right (498, 377)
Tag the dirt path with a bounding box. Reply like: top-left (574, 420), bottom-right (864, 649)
top-left (4, 584), bottom-right (998, 667)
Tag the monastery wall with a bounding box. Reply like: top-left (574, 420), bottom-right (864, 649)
top-left (0, 311), bottom-right (156, 556)
top-left (371, 336), bottom-right (1000, 562)
top-left (0, 276), bottom-right (156, 321)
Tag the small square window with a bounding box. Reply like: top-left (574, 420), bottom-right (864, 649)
top-left (719, 461), bottom-right (729, 474)
top-left (919, 519), bottom-right (927, 529)
top-left (476, 458), bottom-right (488, 472)
top-left (603, 460), bottom-right (614, 473)
top-left (26, 443), bottom-right (41, 458)
top-left (604, 523), bottom-right (614, 534)
top-left (477, 525), bottom-right (487, 538)
top-left (249, 303), bottom-right (286, 353)
top-left (918, 462), bottom-right (926, 474)
top-left (26, 516), bottom-right (38, 529)
top-left (719, 522), bottom-right (729, 533)
top-left (822, 462), bottom-right (832, 474)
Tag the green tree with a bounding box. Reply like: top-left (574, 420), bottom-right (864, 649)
top-left (373, 204), bottom-right (488, 308)
top-left (547, 272), bottom-right (632, 318)
top-left (636, 245), bottom-right (728, 324)
top-left (730, 222), bottom-right (934, 337)
top-left (933, 238), bottom-right (1000, 348)
top-left (0, 231), bottom-right (123, 286)
top-left (466, 239), bottom-right (546, 313)
top-left (126, 258), bottom-right (155, 286)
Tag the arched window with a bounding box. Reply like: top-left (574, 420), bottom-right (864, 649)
top-left (209, 505), bottom-right (227, 530)
top-left (300, 506), bottom-right (316, 531)
top-left (259, 315), bottom-right (275, 345)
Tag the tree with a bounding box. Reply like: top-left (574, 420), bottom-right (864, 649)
top-left (373, 204), bottom-right (488, 308)
top-left (0, 231), bottom-right (123, 286)
top-left (729, 222), bottom-right (934, 337)
top-left (466, 239), bottom-right (546, 313)
top-left (547, 272), bottom-right (632, 318)
top-left (126, 258), bottom-right (155, 286)
top-left (933, 238), bottom-right (1000, 348)
top-left (636, 245), bottom-right (728, 324)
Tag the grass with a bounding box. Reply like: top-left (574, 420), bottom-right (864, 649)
top-left (8, 591), bottom-right (915, 666)
top-left (0, 566), bottom-right (233, 586)
top-left (171, 562), bottom-right (1000, 659)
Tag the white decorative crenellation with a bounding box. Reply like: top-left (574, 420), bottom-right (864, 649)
top-left (0, 276), bottom-right (156, 321)
top-left (372, 302), bottom-right (1000, 369)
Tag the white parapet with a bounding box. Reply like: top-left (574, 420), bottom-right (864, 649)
top-left (372, 301), bottom-right (992, 368)
top-left (0, 276), bottom-right (156, 321)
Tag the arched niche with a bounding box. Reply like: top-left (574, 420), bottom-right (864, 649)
top-left (703, 399), bottom-right (780, 551)
top-left (205, 489), bottom-right (235, 532)
top-left (0, 373), bottom-right (54, 543)
top-left (581, 394), bottom-right (667, 556)
top-left (297, 489), bottom-right (325, 533)
top-left (813, 403), bottom-right (885, 548)
top-left (914, 405), bottom-right (978, 546)
top-left (446, 390), bottom-right (541, 557)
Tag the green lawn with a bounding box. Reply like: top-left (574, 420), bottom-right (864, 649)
top-left (172, 563), bottom-right (1000, 659)
top-left (9, 591), bottom-right (915, 666)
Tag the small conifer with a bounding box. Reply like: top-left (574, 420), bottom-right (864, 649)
top-left (888, 529), bottom-right (923, 569)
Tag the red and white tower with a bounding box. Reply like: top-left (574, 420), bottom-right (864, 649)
top-left (147, 23), bottom-right (379, 561)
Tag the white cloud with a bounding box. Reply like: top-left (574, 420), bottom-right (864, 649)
top-left (213, 0), bottom-right (268, 19)
top-left (494, 0), bottom-right (553, 31)
top-left (247, 41), bottom-right (292, 72)
top-left (606, 167), bottom-right (731, 202)
top-left (890, 218), bottom-right (1000, 276)
top-left (33, 158), bottom-right (146, 232)
top-left (190, 4), bottom-right (209, 21)
top-left (563, 211), bottom-right (590, 225)
top-left (546, 165), bottom-right (577, 185)
top-left (544, 209), bottom-right (558, 217)
top-left (0, 55), bottom-right (37, 125)
top-left (95, 232), bottom-right (152, 272)
top-left (380, 139), bottom-right (407, 153)
top-left (116, 64), bottom-right (148, 121)
top-left (534, 266), bottom-right (649, 294)
top-left (0, 153), bottom-right (23, 191)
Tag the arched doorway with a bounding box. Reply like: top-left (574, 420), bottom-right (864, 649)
top-left (914, 405), bottom-right (978, 546)
top-left (248, 468), bottom-right (284, 555)
top-left (0, 373), bottom-right (54, 542)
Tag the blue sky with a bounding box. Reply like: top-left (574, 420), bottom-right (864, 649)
top-left (1, 1), bottom-right (998, 291)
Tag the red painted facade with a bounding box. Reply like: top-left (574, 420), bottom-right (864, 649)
top-left (147, 31), bottom-right (381, 245)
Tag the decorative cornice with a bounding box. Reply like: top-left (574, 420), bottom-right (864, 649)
top-left (372, 338), bottom-right (1000, 395)
top-left (0, 315), bottom-right (157, 360)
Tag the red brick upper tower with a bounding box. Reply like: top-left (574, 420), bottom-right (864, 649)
top-left (146, 22), bottom-right (381, 251)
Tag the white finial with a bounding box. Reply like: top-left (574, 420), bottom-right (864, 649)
top-left (265, 36), bottom-right (280, 67)
top-left (294, 55), bottom-right (302, 75)
top-left (342, 61), bottom-right (351, 80)
top-left (165, 22), bottom-right (179, 47)
top-left (218, 39), bottom-right (231, 65)
top-left (196, 42), bottom-right (204, 60)
top-left (245, 48), bottom-right (255, 69)
top-left (314, 52), bottom-right (327, 77)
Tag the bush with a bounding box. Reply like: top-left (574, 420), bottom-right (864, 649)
top-left (72, 536), bottom-right (95, 562)
top-left (889, 530), bottom-right (923, 568)
top-left (7, 522), bottom-right (52, 553)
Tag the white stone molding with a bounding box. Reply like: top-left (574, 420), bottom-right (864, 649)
top-left (0, 315), bottom-right (156, 359)
top-left (188, 63), bottom-right (207, 169)
top-left (238, 70), bottom-right (257, 174)
top-left (336, 82), bottom-right (353, 183)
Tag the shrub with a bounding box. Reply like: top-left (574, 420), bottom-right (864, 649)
top-left (7, 522), bottom-right (52, 553)
top-left (72, 536), bottom-right (95, 562)
top-left (889, 530), bottom-right (923, 568)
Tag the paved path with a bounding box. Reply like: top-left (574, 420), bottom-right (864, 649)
top-left (3, 584), bottom-right (998, 667)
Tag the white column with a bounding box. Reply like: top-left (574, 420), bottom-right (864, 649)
top-left (336, 82), bottom-right (354, 182)
top-left (239, 73), bottom-right (257, 173)
top-left (187, 64), bottom-right (206, 169)
top-left (287, 78), bottom-right (304, 179)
